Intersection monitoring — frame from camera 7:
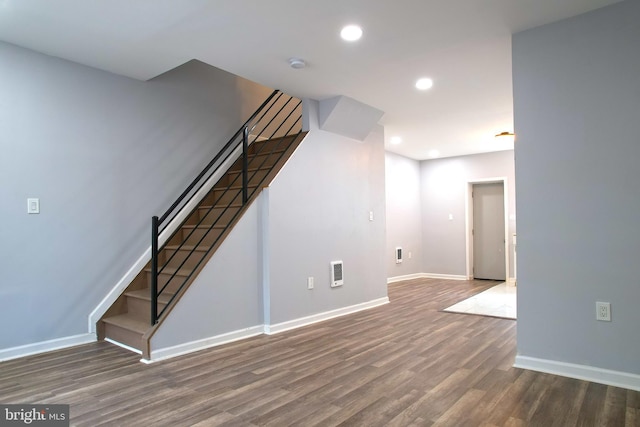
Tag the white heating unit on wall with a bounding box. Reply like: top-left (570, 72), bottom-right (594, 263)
top-left (395, 247), bottom-right (403, 264)
top-left (330, 261), bottom-right (344, 287)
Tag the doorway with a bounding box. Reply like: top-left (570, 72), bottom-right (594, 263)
top-left (466, 179), bottom-right (509, 281)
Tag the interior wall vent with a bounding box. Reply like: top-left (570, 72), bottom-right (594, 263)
top-left (330, 261), bottom-right (344, 287)
top-left (396, 247), bottom-right (403, 264)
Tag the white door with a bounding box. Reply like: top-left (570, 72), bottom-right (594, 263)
top-left (473, 183), bottom-right (506, 280)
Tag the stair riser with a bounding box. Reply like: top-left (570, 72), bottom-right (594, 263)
top-left (247, 138), bottom-right (293, 155)
top-left (149, 271), bottom-right (189, 295)
top-left (197, 206), bottom-right (240, 226)
top-left (229, 153), bottom-right (283, 172)
top-left (250, 136), bottom-right (293, 150)
top-left (221, 169), bottom-right (271, 188)
top-left (181, 227), bottom-right (225, 247)
top-left (163, 248), bottom-right (208, 270)
top-left (182, 210), bottom-right (202, 227)
top-left (103, 322), bottom-right (143, 351)
top-left (126, 296), bottom-right (168, 322)
top-left (249, 153), bottom-right (282, 170)
top-left (203, 189), bottom-right (244, 206)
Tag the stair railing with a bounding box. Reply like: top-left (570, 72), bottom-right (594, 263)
top-left (150, 90), bottom-right (303, 324)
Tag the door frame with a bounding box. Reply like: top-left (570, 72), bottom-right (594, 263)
top-left (465, 177), bottom-right (509, 281)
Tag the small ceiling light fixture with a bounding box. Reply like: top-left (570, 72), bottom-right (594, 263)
top-left (288, 57), bottom-right (306, 69)
top-left (390, 136), bottom-right (402, 145)
top-left (495, 131), bottom-right (515, 138)
top-left (415, 77), bottom-right (434, 90)
top-left (341, 25), bottom-right (363, 41)
top-left (428, 149), bottom-right (440, 158)
top-left (495, 131), bottom-right (515, 144)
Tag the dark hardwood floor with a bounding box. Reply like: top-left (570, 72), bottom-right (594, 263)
top-left (1, 278), bottom-right (638, 426)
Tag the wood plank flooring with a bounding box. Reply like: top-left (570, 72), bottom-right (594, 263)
top-left (1, 278), bottom-right (638, 426)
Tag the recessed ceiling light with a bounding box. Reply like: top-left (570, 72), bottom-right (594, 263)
top-left (341, 25), bottom-right (363, 42)
top-left (415, 78), bottom-right (434, 90)
top-left (428, 149), bottom-right (440, 158)
top-left (390, 136), bottom-right (402, 145)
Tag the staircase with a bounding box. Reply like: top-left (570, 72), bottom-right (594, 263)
top-left (97, 91), bottom-right (306, 359)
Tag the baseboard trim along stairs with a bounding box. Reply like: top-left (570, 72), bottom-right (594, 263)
top-left (0, 295), bottom-right (388, 362)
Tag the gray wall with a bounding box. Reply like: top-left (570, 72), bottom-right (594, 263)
top-left (385, 152), bottom-right (423, 277)
top-left (0, 41), bottom-right (271, 350)
top-left (267, 100), bottom-right (388, 324)
top-left (151, 201), bottom-right (262, 350)
top-left (513, 0), bottom-right (640, 374)
top-left (115, 98), bottom-right (389, 351)
top-left (420, 151), bottom-right (516, 277)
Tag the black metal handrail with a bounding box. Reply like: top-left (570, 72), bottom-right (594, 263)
top-left (150, 90), bottom-right (303, 324)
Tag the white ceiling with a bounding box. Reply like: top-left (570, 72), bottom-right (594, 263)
top-left (0, 0), bottom-right (620, 160)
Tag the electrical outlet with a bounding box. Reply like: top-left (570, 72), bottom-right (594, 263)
top-left (596, 302), bottom-right (611, 321)
top-left (307, 277), bottom-right (314, 290)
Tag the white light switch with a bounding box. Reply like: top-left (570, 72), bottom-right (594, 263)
top-left (27, 198), bottom-right (40, 214)
top-left (369, 211), bottom-right (374, 221)
top-left (448, 213), bottom-right (453, 220)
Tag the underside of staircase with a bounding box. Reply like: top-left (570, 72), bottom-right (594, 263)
top-left (98, 131), bottom-right (307, 359)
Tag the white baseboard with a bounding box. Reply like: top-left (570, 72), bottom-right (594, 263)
top-left (0, 333), bottom-right (96, 362)
top-left (147, 297), bottom-right (389, 361)
top-left (387, 273), bottom-right (425, 283)
top-left (264, 297), bottom-right (390, 335)
top-left (507, 277), bottom-right (516, 285)
top-left (146, 325), bottom-right (264, 363)
top-left (422, 273), bottom-right (469, 281)
top-left (104, 338), bottom-right (142, 355)
top-left (387, 273), bottom-right (470, 284)
top-left (514, 355), bottom-right (640, 392)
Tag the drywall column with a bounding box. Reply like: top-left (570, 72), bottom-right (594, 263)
top-left (513, 0), bottom-right (640, 383)
top-left (265, 99), bottom-right (388, 328)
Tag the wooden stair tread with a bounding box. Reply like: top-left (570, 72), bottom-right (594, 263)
top-left (164, 244), bottom-right (209, 252)
top-left (227, 165), bottom-right (272, 173)
top-left (125, 288), bottom-right (173, 304)
top-left (102, 314), bottom-right (149, 334)
top-left (239, 150), bottom-right (286, 161)
top-left (215, 184), bottom-right (259, 191)
top-left (181, 224), bottom-right (227, 229)
top-left (145, 266), bottom-right (192, 276)
top-left (251, 146), bottom-right (287, 153)
top-left (198, 203), bottom-right (242, 209)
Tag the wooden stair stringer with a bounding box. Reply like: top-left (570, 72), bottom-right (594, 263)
top-left (98, 131), bottom-right (307, 360)
top-left (141, 131), bottom-right (307, 360)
